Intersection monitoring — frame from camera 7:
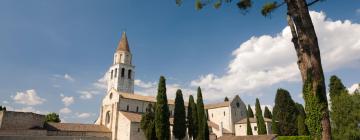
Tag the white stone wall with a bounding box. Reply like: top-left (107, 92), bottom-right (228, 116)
top-left (234, 122), bottom-right (272, 136)
top-left (115, 112), bottom-right (131, 140)
top-left (107, 64), bottom-right (134, 93)
top-left (208, 107), bottom-right (231, 133)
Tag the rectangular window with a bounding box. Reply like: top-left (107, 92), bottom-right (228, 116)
top-left (254, 126), bottom-right (257, 131)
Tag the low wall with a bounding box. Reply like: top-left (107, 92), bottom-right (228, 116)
top-left (0, 129), bottom-right (47, 136)
top-left (47, 131), bottom-right (111, 138)
top-left (0, 111), bottom-right (45, 129)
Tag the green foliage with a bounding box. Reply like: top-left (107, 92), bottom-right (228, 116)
top-left (0, 106), bottom-right (6, 111)
top-left (155, 76), bottom-right (171, 140)
top-left (255, 98), bottom-right (267, 134)
top-left (141, 104), bottom-right (157, 140)
top-left (196, 87), bottom-right (208, 140)
top-left (295, 103), bottom-right (309, 136)
top-left (246, 111), bottom-right (253, 135)
top-left (224, 96), bottom-right (229, 102)
top-left (188, 95), bottom-right (198, 139)
top-left (303, 77), bottom-right (325, 139)
top-left (272, 116), bottom-right (279, 134)
top-left (261, 2), bottom-right (278, 16)
top-left (236, 0), bottom-right (252, 10)
top-left (329, 75), bottom-right (347, 100)
top-left (330, 76), bottom-right (360, 140)
top-left (272, 88), bottom-right (298, 136)
top-left (45, 113), bottom-right (61, 123)
top-left (173, 89), bottom-right (186, 139)
top-left (195, 0), bottom-right (204, 10)
top-left (264, 106), bottom-right (272, 119)
top-left (247, 104), bottom-right (254, 118)
top-left (277, 136), bottom-right (311, 140)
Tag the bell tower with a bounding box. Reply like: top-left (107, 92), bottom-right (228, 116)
top-left (107, 32), bottom-right (134, 93)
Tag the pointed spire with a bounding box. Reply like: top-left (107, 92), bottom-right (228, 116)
top-left (116, 32), bottom-right (131, 53)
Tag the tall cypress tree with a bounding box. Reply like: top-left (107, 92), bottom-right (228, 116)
top-left (264, 106), bottom-right (272, 119)
top-left (247, 104), bottom-right (254, 118)
top-left (255, 98), bottom-right (267, 135)
top-left (271, 115), bottom-right (279, 134)
top-left (173, 89), bottom-right (186, 139)
top-left (246, 106), bottom-right (253, 135)
top-left (155, 76), bottom-right (170, 140)
top-left (187, 95), bottom-right (197, 139)
top-left (196, 87), bottom-right (207, 140)
top-left (329, 75), bottom-right (347, 99)
top-left (272, 88), bottom-right (298, 136)
top-left (141, 104), bottom-right (157, 140)
top-left (295, 103), bottom-right (309, 136)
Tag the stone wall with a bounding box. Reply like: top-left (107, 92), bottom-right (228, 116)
top-left (0, 111), bottom-right (45, 129)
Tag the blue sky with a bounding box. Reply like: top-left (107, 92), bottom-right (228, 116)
top-left (0, 0), bottom-right (359, 123)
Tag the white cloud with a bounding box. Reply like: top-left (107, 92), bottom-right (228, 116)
top-left (93, 72), bottom-right (108, 90)
top-left (76, 112), bottom-right (91, 118)
top-left (78, 90), bottom-right (99, 100)
top-left (60, 94), bottom-right (74, 106)
top-left (189, 11), bottom-right (360, 100)
top-left (348, 83), bottom-right (360, 94)
top-left (356, 8), bottom-right (360, 15)
top-left (2, 101), bottom-right (9, 104)
top-left (135, 79), bottom-right (156, 88)
top-left (53, 74), bottom-right (75, 82)
top-left (15, 106), bottom-right (44, 114)
top-left (59, 107), bottom-right (72, 114)
top-left (12, 89), bottom-right (46, 105)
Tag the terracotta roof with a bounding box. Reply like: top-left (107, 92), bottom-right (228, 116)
top-left (116, 32), bottom-right (131, 53)
top-left (236, 117), bottom-right (272, 124)
top-left (217, 134), bottom-right (277, 140)
top-left (45, 123), bottom-right (110, 132)
top-left (204, 101), bottom-right (230, 109)
top-left (207, 121), bottom-right (219, 130)
top-left (120, 111), bottom-right (143, 122)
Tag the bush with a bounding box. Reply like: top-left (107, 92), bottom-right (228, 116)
top-left (277, 136), bottom-right (311, 140)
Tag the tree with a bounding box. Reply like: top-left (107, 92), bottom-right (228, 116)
top-left (329, 76), bottom-right (360, 140)
top-left (173, 89), bottom-right (186, 139)
top-left (155, 76), bottom-right (171, 140)
top-left (296, 103), bottom-right (309, 136)
top-left (272, 88), bottom-right (298, 136)
top-left (188, 95), bottom-right (198, 140)
top-left (176, 0), bottom-right (332, 139)
top-left (196, 87), bottom-right (208, 140)
top-left (247, 104), bottom-right (254, 118)
top-left (329, 75), bottom-right (347, 99)
top-left (224, 96), bottom-right (229, 102)
top-left (246, 107), bottom-right (253, 135)
top-left (141, 104), bottom-right (157, 140)
top-left (272, 116), bottom-right (279, 134)
top-left (264, 106), bottom-right (272, 119)
top-left (255, 98), bottom-right (267, 135)
top-left (45, 112), bottom-right (61, 123)
top-left (0, 106), bottom-right (6, 111)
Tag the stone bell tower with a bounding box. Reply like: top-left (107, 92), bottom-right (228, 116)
top-left (107, 32), bottom-right (134, 93)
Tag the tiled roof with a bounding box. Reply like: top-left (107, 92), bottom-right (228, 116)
top-left (204, 101), bottom-right (230, 109)
top-left (236, 117), bottom-right (272, 124)
top-left (207, 121), bottom-right (219, 130)
top-left (117, 32), bottom-right (131, 53)
top-left (120, 111), bottom-right (143, 123)
top-left (45, 123), bottom-right (110, 132)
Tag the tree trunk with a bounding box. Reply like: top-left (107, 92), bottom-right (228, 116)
top-left (285, 0), bottom-right (331, 139)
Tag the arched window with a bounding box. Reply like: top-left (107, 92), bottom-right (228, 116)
top-left (121, 68), bottom-right (125, 77)
top-left (109, 93), bottom-right (113, 99)
top-left (136, 106), bottom-right (139, 112)
top-left (110, 70), bottom-right (113, 79)
top-left (114, 68), bottom-right (118, 77)
top-left (224, 111), bottom-right (225, 116)
top-left (128, 70), bottom-right (132, 79)
top-left (106, 111), bottom-right (111, 124)
top-left (126, 105), bottom-right (129, 111)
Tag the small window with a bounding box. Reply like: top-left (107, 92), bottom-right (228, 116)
top-left (254, 126), bottom-right (257, 131)
top-left (114, 68), bottom-right (118, 77)
top-left (138, 128), bottom-right (140, 132)
top-left (121, 68), bottom-right (125, 77)
top-left (212, 113), bottom-right (213, 118)
top-left (110, 70), bottom-right (113, 79)
top-left (236, 102), bottom-right (240, 108)
top-left (224, 111), bottom-right (225, 116)
top-left (106, 111), bottom-right (111, 124)
top-left (127, 105), bottom-right (129, 111)
top-left (128, 70), bottom-right (132, 79)
top-left (109, 93), bottom-right (113, 99)
top-left (120, 54), bottom-right (123, 63)
top-left (136, 106), bottom-right (139, 112)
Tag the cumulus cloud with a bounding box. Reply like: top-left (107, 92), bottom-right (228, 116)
top-left (348, 83), bottom-right (360, 94)
top-left (78, 90), bottom-right (99, 100)
top-left (53, 74), bottom-right (75, 82)
top-left (59, 107), bottom-right (72, 114)
top-left (93, 72), bottom-right (108, 90)
top-left (60, 94), bottom-right (74, 106)
top-left (76, 112), bottom-right (91, 118)
top-left (12, 89), bottom-right (46, 105)
top-left (189, 11), bottom-right (360, 100)
top-left (15, 106), bottom-right (45, 114)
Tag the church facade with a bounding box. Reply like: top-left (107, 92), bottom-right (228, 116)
top-left (94, 32), bottom-right (270, 140)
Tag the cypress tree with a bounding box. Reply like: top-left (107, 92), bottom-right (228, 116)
top-left (155, 76), bottom-right (170, 140)
top-left (246, 107), bottom-right (253, 135)
top-left (224, 96), bottom-right (229, 102)
top-left (173, 89), bottom-right (186, 139)
top-left (271, 116), bottom-right (279, 134)
top-left (187, 95), bottom-right (197, 139)
top-left (247, 104), bottom-right (254, 118)
top-left (141, 104), bottom-right (157, 140)
top-left (255, 98), bottom-right (267, 135)
top-left (196, 87), bottom-right (207, 140)
top-left (329, 75), bottom-right (347, 99)
top-left (272, 88), bottom-right (298, 136)
top-left (264, 106), bottom-right (272, 119)
top-left (295, 103), bottom-right (309, 136)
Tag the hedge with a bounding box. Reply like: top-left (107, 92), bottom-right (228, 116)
top-left (277, 136), bottom-right (311, 140)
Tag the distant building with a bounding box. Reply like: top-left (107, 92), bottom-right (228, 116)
top-left (234, 117), bottom-right (272, 136)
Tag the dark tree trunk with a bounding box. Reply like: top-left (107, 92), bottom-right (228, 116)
top-left (285, 0), bottom-right (331, 139)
